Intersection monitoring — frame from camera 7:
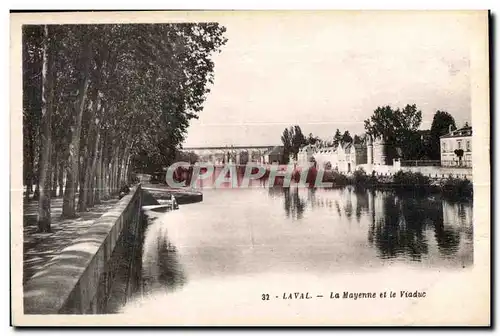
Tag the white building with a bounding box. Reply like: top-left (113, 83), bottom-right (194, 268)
top-left (440, 125), bottom-right (472, 167)
top-left (297, 144), bottom-right (317, 167)
top-left (314, 146), bottom-right (337, 169)
top-left (298, 142), bottom-right (367, 173)
top-left (333, 142), bottom-right (367, 173)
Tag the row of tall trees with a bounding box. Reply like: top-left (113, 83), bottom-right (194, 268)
top-left (23, 23), bottom-right (227, 232)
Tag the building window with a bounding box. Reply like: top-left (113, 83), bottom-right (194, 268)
top-left (442, 142), bottom-right (446, 152)
top-left (466, 140), bottom-right (471, 152)
top-left (457, 140), bottom-right (462, 150)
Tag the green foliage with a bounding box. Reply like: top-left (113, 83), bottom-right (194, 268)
top-left (364, 104), bottom-right (423, 160)
top-left (429, 110), bottom-right (456, 159)
top-left (322, 170), bottom-right (350, 185)
top-left (341, 130), bottom-right (353, 146)
top-left (393, 171), bottom-right (430, 186)
top-left (332, 129), bottom-right (342, 148)
top-left (23, 23), bottom-right (228, 190)
top-left (352, 167), bottom-right (370, 186)
top-left (176, 151), bottom-right (200, 164)
top-left (281, 125), bottom-right (307, 162)
top-left (353, 134), bottom-right (364, 145)
top-left (307, 133), bottom-right (320, 145)
top-left (440, 176), bottom-right (473, 197)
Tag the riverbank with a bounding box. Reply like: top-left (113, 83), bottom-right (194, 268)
top-left (268, 167), bottom-right (473, 201)
top-left (347, 169), bottom-right (473, 200)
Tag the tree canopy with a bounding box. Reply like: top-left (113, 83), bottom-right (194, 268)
top-left (364, 104), bottom-right (423, 160)
top-left (23, 23), bottom-right (228, 231)
top-left (429, 110), bottom-right (457, 159)
top-left (281, 125), bottom-right (308, 163)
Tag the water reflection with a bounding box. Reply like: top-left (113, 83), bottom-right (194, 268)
top-left (367, 192), bottom-right (431, 260)
top-left (141, 214), bottom-right (186, 294)
top-left (355, 189), bottom-right (369, 223)
top-left (119, 186), bottom-right (473, 314)
top-left (368, 191), bottom-right (469, 260)
top-left (194, 167), bottom-right (472, 264)
top-left (129, 187), bottom-right (472, 303)
top-left (281, 187), bottom-right (306, 220)
top-left (266, 186), bottom-right (472, 262)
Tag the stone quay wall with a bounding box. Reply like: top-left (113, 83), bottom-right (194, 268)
top-left (23, 185), bottom-right (145, 314)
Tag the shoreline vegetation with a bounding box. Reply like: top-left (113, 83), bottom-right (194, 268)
top-left (169, 164), bottom-right (473, 201)
top-left (288, 167), bottom-right (473, 201)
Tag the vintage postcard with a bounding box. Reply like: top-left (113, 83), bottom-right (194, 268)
top-left (10, 10), bottom-right (490, 326)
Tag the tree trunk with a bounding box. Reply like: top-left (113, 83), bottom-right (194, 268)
top-left (36, 25), bottom-right (54, 232)
top-left (123, 141), bottom-right (134, 183)
top-left (33, 148), bottom-right (42, 200)
top-left (116, 135), bottom-right (132, 187)
top-left (58, 159), bottom-right (64, 197)
top-left (114, 154), bottom-right (121, 194)
top-left (107, 157), bottom-right (113, 195)
top-left (61, 41), bottom-right (91, 218)
top-left (120, 147), bottom-right (130, 185)
top-left (94, 145), bottom-right (102, 204)
top-left (123, 155), bottom-right (131, 184)
top-left (85, 131), bottom-right (100, 208)
top-left (116, 151), bottom-right (123, 191)
top-left (109, 156), bottom-right (115, 195)
top-left (78, 135), bottom-right (92, 212)
top-left (77, 150), bottom-right (87, 211)
top-left (102, 156), bottom-right (110, 200)
top-left (100, 153), bottom-right (107, 200)
top-left (24, 123), bottom-right (34, 199)
top-left (110, 156), bottom-right (117, 195)
top-left (50, 149), bottom-right (58, 197)
top-left (80, 93), bottom-right (102, 210)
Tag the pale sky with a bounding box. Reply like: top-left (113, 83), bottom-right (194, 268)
top-left (183, 11), bottom-right (475, 148)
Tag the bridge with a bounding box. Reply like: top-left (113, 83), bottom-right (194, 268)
top-left (182, 145), bottom-right (279, 164)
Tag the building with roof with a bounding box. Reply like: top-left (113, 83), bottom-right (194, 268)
top-left (261, 146), bottom-right (285, 164)
top-left (335, 142), bottom-right (368, 172)
top-left (313, 146), bottom-right (336, 169)
top-left (440, 124), bottom-right (472, 167)
top-left (297, 144), bottom-right (318, 166)
top-left (298, 141), bottom-right (368, 173)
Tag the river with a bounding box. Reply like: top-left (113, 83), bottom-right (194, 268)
top-left (113, 183), bottom-right (473, 319)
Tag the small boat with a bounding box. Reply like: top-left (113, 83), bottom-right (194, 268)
top-left (142, 195), bottom-right (179, 212)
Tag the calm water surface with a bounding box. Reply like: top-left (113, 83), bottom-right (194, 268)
top-left (124, 183), bottom-right (473, 311)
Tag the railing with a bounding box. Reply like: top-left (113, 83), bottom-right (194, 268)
top-left (440, 160), bottom-right (472, 168)
top-left (371, 171), bottom-right (471, 180)
top-left (400, 160), bottom-right (441, 167)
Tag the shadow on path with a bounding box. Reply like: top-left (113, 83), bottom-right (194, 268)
top-left (23, 197), bottom-right (120, 284)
